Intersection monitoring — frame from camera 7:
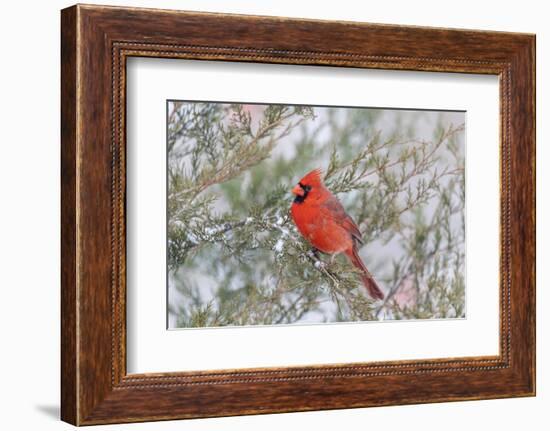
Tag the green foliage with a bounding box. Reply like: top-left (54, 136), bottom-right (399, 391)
top-left (167, 102), bottom-right (465, 327)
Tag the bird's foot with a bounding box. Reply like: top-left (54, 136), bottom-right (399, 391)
top-left (311, 247), bottom-right (321, 259)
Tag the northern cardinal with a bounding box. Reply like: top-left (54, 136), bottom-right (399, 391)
top-left (290, 169), bottom-right (384, 300)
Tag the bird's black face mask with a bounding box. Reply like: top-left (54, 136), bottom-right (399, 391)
top-left (293, 182), bottom-right (312, 204)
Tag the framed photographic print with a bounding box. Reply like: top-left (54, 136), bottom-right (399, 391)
top-left (61, 4), bottom-right (535, 425)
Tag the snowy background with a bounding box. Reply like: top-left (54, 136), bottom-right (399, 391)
top-left (167, 102), bottom-right (465, 328)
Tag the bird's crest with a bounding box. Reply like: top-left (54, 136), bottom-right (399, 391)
top-left (299, 168), bottom-right (324, 187)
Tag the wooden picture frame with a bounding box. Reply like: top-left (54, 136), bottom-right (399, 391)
top-left (61, 4), bottom-right (535, 425)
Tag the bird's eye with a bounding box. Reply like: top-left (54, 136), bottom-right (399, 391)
top-left (299, 182), bottom-right (312, 192)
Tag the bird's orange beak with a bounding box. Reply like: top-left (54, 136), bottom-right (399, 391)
top-left (292, 184), bottom-right (305, 197)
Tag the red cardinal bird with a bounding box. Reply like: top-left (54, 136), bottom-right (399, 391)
top-left (290, 169), bottom-right (384, 300)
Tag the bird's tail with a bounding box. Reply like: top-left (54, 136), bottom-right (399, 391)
top-left (346, 247), bottom-right (384, 300)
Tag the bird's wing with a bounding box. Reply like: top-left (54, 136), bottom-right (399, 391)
top-left (321, 195), bottom-right (364, 244)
